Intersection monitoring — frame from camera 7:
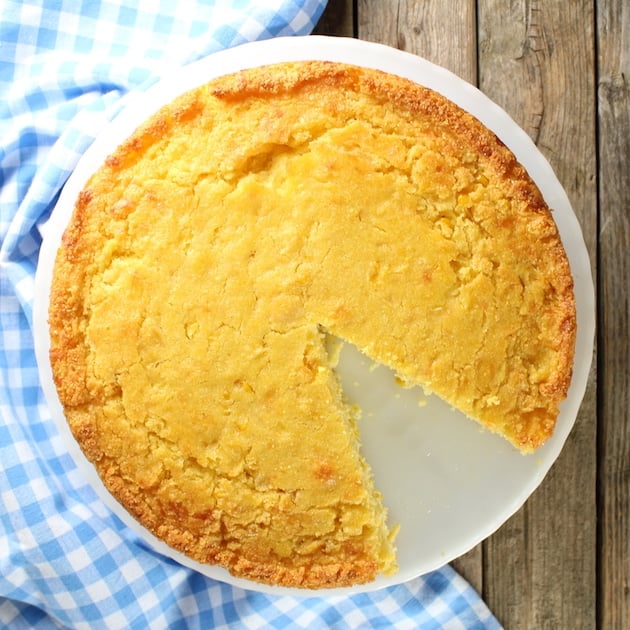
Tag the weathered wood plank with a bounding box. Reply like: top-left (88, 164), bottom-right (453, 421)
top-left (597, 0), bottom-right (630, 627)
top-left (357, 0), bottom-right (477, 85)
top-left (355, 0), bottom-right (483, 596)
top-left (477, 1), bottom-right (598, 627)
top-left (313, 0), bottom-right (354, 38)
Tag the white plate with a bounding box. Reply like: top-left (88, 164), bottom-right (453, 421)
top-left (33, 36), bottom-right (595, 597)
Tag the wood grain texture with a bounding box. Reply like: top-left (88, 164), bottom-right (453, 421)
top-left (357, 0), bottom-right (477, 85)
top-left (597, 0), bottom-right (630, 627)
top-left (313, 0), bottom-right (354, 38)
top-left (478, 1), bottom-right (598, 627)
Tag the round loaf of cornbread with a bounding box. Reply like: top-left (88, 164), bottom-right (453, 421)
top-left (49, 61), bottom-right (576, 588)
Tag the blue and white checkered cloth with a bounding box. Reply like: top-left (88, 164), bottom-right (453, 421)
top-left (0, 2), bottom-right (502, 627)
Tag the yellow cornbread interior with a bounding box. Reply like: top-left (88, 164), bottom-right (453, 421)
top-left (49, 62), bottom-right (575, 588)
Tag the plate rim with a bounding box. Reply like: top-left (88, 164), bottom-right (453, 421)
top-left (33, 35), bottom-right (595, 597)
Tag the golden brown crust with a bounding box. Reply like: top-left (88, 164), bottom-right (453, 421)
top-left (49, 61), bottom-right (576, 588)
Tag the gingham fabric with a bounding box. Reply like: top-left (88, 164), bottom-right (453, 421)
top-left (0, 2), bottom-right (502, 628)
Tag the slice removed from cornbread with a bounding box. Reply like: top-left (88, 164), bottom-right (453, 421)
top-left (48, 61), bottom-right (575, 588)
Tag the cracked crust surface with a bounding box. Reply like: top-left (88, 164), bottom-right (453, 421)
top-left (49, 61), bottom-right (576, 588)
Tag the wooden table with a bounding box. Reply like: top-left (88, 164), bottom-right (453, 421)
top-left (315, 2), bottom-right (629, 628)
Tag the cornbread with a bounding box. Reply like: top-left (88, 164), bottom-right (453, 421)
top-left (49, 61), bottom-right (576, 588)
